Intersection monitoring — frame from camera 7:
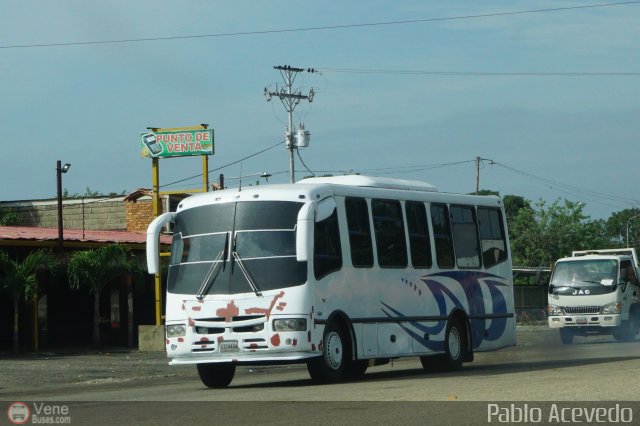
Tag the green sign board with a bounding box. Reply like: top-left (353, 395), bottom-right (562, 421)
top-left (140, 128), bottom-right (214, 158)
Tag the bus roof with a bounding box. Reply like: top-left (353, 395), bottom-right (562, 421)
top-left (296, 175), bottom-right (437, 192)
top-left (175, 175), bottom-right (502, 212)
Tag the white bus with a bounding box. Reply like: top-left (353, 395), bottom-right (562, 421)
top-left (146, 175), bottom-right (516, 387)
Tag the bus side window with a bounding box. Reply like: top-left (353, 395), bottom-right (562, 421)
top-left (430, 204), bottom-right (455, 269)
top-left (405, 201), bottom-right (432, 269)
top-left (372, 199), bottom-right (408, 268)
top-left (314, 207), bottom-right (343, 280)
top-left (450, 205), bottom-right (481, 269)
top-left (345, 197), bottom-right (374, 268)
top-left (477, 207), bottom-right (508, 268)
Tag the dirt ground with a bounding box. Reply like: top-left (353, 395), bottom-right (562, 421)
top-left (0, 349), bottom-right (195, 398)
top-left (0, 326), bottom-right (568, 400)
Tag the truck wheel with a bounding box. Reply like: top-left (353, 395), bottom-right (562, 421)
top-left (613, 321), bottom-right (635, 342)
top-left (197, 362), bottom-right (236, 388)
top-left (307, 321), bottom-right (349, 383)
top-left (559, 329), bottom-right (574, 345)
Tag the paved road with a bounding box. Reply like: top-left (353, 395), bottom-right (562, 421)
top-left (1, 327), bottom-right (639, 425)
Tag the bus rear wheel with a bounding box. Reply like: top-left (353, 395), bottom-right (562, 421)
top-left (442, 318), bottom-right (466, 371)
top-left (421, 318), bottom-right (467, 372)
top-left (197, 362), bottom-right (236, 388)
top-left (307, 321), bottom-right (349, 383)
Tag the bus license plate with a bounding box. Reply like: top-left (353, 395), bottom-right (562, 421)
top-left (219, 340), bottom-right (239, 352)
top-left (576, 317), bottom-right (587, 325)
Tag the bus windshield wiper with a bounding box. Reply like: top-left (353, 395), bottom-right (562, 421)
top-left (232, 251), bottom-right (262, 297)
top-left (195, 234), bottom-right (229, 300)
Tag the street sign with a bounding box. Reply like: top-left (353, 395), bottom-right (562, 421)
top-left (140, 128), bottom-right (214, 158)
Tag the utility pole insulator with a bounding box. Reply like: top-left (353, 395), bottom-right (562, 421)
top-left (265, 65), bottom-right (317, 183)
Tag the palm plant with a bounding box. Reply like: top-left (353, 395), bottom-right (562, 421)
top-left (0, 249), bottom-right (54, 353)
top-left (67, 244), bottom-right (134, 347)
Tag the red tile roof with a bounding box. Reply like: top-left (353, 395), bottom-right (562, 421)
top-left (0, 226), bottom-right (171, 246)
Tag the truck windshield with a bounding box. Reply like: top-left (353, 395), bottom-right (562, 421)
top-left (550, 259), bottom-right (618, 288)
top-left (168, 201), bottom-right (306, 295)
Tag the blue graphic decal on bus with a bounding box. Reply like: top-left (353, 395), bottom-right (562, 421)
top-left (382, 271), bottom-right (510, 350)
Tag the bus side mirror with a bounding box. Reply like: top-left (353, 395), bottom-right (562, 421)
top-left (296, 202), bottom-right (314, 262)
top-left (146, 212), bottom-right (175, 274)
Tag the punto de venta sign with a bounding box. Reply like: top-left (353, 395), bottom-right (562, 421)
top-left (140, 128), bottom-right (214, 158)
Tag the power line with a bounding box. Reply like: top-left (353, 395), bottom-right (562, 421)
top-left (317, 68), bottom-right (640, 77)
top-left (160, 140), bottom-right (282, 189)
top-left (2, 1), bottom-right (639, 50)
top-left (492, 161), bottom-right (639, 209)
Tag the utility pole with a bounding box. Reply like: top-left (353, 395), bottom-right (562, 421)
top-left (475, 156), bottom-right (495, 195)
top-left (265, 65), bottom-right (315, 183)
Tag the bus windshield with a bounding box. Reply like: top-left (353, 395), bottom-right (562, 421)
top-left (168, 201), bottom-right (306, 296)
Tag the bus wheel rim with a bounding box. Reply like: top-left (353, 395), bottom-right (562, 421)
top-left (448, 327), bottom-right (462, 360)
top-left (325, 331), bottom-right (343, 370)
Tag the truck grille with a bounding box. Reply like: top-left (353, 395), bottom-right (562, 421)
top-left (563, 306), bottom-right (602, 314)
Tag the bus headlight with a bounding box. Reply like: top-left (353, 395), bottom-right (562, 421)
top-left (273, 318), bottom-right (307, 332)
top-left (166, 324), bottom-right (187, 337)
top-left (547, 305), bottom-right (564, 316)
top-left (601, 303), bottom-right (622, 314)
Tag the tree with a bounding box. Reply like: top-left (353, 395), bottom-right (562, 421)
top-left (509, 199), bottom-right (607, 267)
top-left (0, 207), bottom-right (20, 226)
top-left (67, 244), bottom-right (134, 347)
top-left (0, 250), bottom-right (54, 353)
top-left (605, 208), bottom-right (640, 249)
top-left (503, 195), bottom-right (531, 225)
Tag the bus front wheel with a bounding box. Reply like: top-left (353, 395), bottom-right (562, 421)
top-left (197, 362), bottom-right (236, 388)
top-left (307, 321), bottom-right (348, 383)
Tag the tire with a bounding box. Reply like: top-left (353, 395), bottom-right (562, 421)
top-left (559, 328), bottom-right (574, 345)
top-left (345, 359), bottom-right (369, 378)
top-left (421, 318), bottom-right (467, 372)
top-left (197, 362), bottom-right (236, 388)
top-left (442, 318), bottom-right (466, 371)
top-left (307, 321), bottom-right (349, 383)
top-left (613, 321), bottom-right (635, 342)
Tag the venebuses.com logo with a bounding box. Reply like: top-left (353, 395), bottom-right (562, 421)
top-left (6, 402), bottom-right (71, 424)
top-left (7, 402), bottom-right (30, 424)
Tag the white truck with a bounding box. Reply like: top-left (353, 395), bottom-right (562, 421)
top-left (547, 249), bottom-right (640, 344)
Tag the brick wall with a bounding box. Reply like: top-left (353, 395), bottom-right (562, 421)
top-left (126, 199), bottom-right (155, 233)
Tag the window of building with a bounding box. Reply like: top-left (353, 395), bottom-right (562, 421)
top-left (450, 205), bottom-right (481, 269)
top-left (430, 204), bottom-right (455, 269)
top-left (372, 199), bottom-right (407, 268)
top-left (345, 197), bottom-right (373, 268)
top-left (405, 201), bottom-right (432, 269)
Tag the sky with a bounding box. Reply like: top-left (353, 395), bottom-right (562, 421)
top-left (2, 0), bottom-right (639, 220)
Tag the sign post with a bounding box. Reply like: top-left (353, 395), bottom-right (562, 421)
top-left (142, 124), bottom-right (214, 326)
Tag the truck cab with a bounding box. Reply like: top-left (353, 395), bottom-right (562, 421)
top-left (547, 249), bottom-right (640, 344)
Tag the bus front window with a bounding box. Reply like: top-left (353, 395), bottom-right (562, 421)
top-left (168, 201), bottom-right (306, 296)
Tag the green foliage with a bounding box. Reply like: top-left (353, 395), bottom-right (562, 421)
top-left (67, 244), bottom-right (134, 295)
top-left (509, 199), bottom-right (608, 267)
top-left (67, 244), bottom-right (136, 346)
top-left (0, 249), bottom-right (55, 352)
top-left (0, 250), bottom-right (55, 302)
top-left (0, 208), bottom-right (21, 226)
top-left (62, 187), bottom-right (126, 199)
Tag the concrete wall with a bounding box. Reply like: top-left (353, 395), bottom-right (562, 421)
top-left (1, 196), bottom-right (160, 232)
top-left (4, 198), bottom-right (127, 231)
